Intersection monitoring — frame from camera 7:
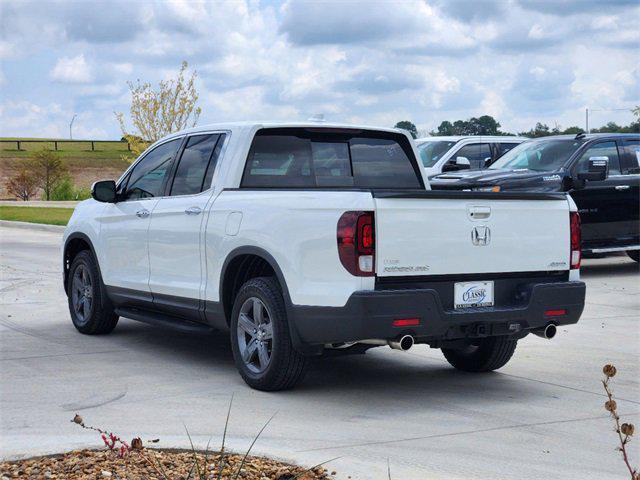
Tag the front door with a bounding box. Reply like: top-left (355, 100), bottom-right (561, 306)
top-left (98, 138), bottom-right (182, 299)
top-left (570, 140), bottom-right (630, 249)
top-left (147, 133), bottom-right (224, 320)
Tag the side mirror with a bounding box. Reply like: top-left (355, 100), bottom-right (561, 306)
top-left (483, 156), bottom-right (492, 167)
top-left (455, 156), bottom-right (471, 169)
top-left (577, 156), bottom-right (608, 182)
top-left (91, 180), bottom-right (117, 203)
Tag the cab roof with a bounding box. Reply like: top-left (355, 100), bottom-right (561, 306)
top-left (160, 121), bottom-right (405, 141)
top-left (415, 135), bottom-right (527, 143)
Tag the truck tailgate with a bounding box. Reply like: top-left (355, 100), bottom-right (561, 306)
top-left (374, 191), bottom-right (570, 276)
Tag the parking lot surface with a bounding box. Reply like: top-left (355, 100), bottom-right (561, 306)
top-left (1, 224), bottom-right (638, 479)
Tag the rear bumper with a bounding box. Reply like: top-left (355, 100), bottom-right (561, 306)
top-left (288, 281), bottom-right (585, 345)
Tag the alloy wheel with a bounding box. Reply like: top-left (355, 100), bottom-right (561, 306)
top-left (236, 297), bottom-right (273, 374)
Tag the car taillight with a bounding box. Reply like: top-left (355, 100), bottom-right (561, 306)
top-left (570, 211), bottom-right (581, 269)
top-left (337, 211), bottom-right (375, 276)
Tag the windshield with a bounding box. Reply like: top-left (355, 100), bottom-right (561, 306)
top-left (417, 140), bottom-right (458, 167)
top-left (489, 139), bottom-right (583, 171)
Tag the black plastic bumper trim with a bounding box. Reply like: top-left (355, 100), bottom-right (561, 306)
top-left (288, 281), bottom-right (586, 345)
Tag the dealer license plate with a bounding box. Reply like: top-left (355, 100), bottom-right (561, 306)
top-left (454, 281), bottom-right (494, 309)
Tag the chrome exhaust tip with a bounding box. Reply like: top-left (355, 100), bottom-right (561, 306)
top-left (532, 323), bottom-right (557, 340)
top-left (388, 335), bottom-right (415, 351)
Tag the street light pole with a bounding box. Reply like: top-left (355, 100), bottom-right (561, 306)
top-left (585, 108), bottom-right (589, 134)
top-left (69, 114), bottom-right (77, 140)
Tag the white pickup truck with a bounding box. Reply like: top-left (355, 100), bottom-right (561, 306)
top-left (63, 122), bottom-right (586, 391)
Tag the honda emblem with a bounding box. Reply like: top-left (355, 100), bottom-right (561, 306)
top-left (471, 226), bottom-right (491, 246)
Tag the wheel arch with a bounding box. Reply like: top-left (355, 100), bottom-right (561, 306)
top-left (219, 246), bottom-right (293, 322)
top-left (218, 246), bottom-right (318, 355)
top-left (63, 232), bottom-right (100, 294)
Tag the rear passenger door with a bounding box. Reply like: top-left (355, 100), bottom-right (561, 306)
top-left (147, 133), bottom-right (225, 320)
top-left (619, 139), bottom-right (640, 241)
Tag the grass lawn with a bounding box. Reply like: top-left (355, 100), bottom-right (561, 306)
top-left (0, 206), bottom-right (74, 226)
top-left (0, 138), bottom-right (133, 163)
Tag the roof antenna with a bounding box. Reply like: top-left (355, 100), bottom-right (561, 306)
top-left (308, 113), bottom-right (325, 123)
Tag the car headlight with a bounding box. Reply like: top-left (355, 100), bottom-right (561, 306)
top-left (473, 186), bottom-right (501, 192)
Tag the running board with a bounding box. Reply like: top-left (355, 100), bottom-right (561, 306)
top-left (115, 307), bottom-right (215, 334)
top-left (585, 245), bottom-right (640, 254)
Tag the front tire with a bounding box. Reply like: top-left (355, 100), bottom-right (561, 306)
top-left (67, 250), bottom-right (118, 335)
top-left (627, 250), bottom-right (639, 263)
top-left (230, 277), bottom-right (307, 391)
top-left (442, 336), bottom-right (517, 372)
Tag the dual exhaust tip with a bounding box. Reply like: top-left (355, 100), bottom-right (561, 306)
top-left (364, 325), bottom-right (556, 352)
top-left (532, 323), bottom-right (557, 340)
top-left (388, 335), bottom-right (415, 351)
top-left (362, 335), bottom-right (415, 351)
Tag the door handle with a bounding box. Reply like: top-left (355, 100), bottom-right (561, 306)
top-left (468, 205), bottom-right (491, 220)
top-left (184, 206), bottom-right (202, 215)
top-left (614, 185), bottom-right (630, 191)
top-left (136, 209), bottom-right (150, 218)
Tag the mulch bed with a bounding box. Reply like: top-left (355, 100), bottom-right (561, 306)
top-left (0, 449), bottom-right (336, 480)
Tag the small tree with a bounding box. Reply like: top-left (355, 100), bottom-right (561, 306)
top-left (394, 120), bottom-right (418, 139)
top-left (29, 148), bottom-right (67, 201)
top-left (5, 167), bottom-right (38, 201)
top-left (116, 61), bottom-right (201, 160)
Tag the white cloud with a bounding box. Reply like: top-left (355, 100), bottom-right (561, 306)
top-left (49, 54), bottom-right (93, 83)
top-left (0, 0), bottom-right (638, 139)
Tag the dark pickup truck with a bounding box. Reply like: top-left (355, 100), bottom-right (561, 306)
top-left (429, 133), bottom-right (640, 260)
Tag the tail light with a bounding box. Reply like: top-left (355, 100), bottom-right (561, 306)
top-left (337, 211), bottom-right (375, 276)
top-left (570, 211), bottom-right (581, 269)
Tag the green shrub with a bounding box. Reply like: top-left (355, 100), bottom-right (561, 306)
top-left (46, 175), bottom-right (92, 201)
top-left (48, 175), bottom-right (75, 200)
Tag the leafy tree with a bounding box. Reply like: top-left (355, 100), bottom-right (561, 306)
top-left (394, 120), bottom-right (418, 139)
top-left (5, 167), bottom-right (38, 201)
top-left (29, 148), bottom-right (67, 201)
top-left (594, 122), bottom-right (623, 133)
top-left (519, 122), bottom-right (552, 138)
top-left (469, 115), bottom-right (502, 135)
top-left (563, 126), bottom-right (584, 135)
top-left (432, 115), bottom-right (503, 136)
top-left (435, 120), bottom-right (455, 136)
top-left (116, 61), bottom-right (201, 160)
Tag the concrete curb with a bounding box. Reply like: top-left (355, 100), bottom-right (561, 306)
top-left (0, 220), bottom-right (66, 233)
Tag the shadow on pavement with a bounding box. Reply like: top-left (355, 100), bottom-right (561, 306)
top-left (580, 256), bottom-right (639, 278)
top-left (89, 318), bottom-right (545, 406)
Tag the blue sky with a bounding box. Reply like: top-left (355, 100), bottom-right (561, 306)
top-left (0, 0), bottom-right (638, 139)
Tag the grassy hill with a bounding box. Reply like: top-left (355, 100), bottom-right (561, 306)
top-left (0, 138), bottom-right (131, 199)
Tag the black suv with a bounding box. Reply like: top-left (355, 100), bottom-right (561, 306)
top-left (429, 134), bottom-right (640, 260)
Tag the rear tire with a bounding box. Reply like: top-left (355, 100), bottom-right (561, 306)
top-left (627, 250), bottom-right (639, 263)
top-left (67, 250), bottom-right (118, 335)
top-left (230, 277), bottom-right (307, 391)
top-left (442, 336), bottom-right (517, 372)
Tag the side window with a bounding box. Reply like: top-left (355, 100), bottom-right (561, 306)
top-left (170, 134), bottom-right (222, 196)
top-left (576, 141), bottom-right (621, 175)
top-left (496, 143), bottom-right (521, 159)
top-left (455, 143), bottom-right (492, 169)
top-left (622, 140), bottom-right (640, 174)
top-left (123, 139), bottom-right (182, 201)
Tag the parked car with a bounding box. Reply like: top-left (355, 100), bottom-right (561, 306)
top-left (429, 133), bottom-right (640, 260)
top-left (416, 135), bottom-right (527, 177)
top-left (62, 122), bottom-right (585, 391)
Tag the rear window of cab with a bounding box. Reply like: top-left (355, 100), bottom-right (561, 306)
top-left (241, 128), bottom-right (423, 189)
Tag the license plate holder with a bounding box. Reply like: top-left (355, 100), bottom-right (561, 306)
top-left (454, 281), bottom-right (494, 309)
